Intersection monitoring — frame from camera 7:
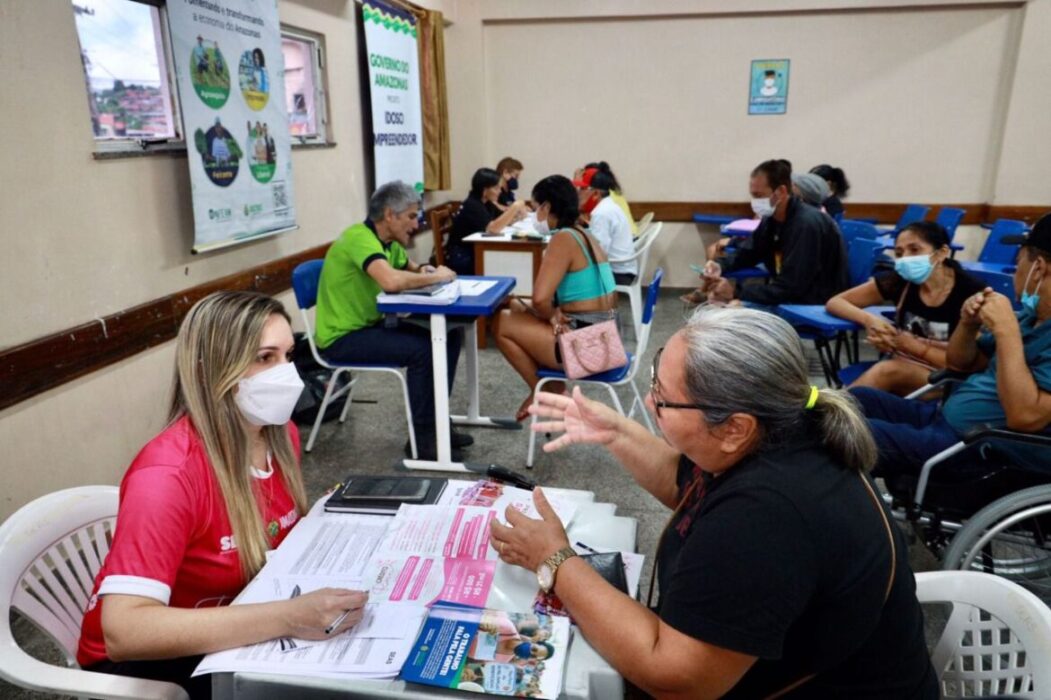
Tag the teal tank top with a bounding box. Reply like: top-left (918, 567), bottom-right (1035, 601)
top-left (555, 229), bottom-right (617, 304)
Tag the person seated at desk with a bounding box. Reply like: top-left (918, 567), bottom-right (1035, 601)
top-left (315, 180), bottom-right (472, 461)
top-left (791, 171), bottom-right (831, 211)
top-left (494, 174), bottom-right (618, 422)
top-left (573, 166), bottom-right (637, 284)
top-left (495, 156), bottom-right (524, 209)
top-left (491, 306), bottom-right (938, 699)
top-left (852, 213), bottom-right (1051, 478)
top-left (704, 159), bottom-right (849, 308)
top-left (76, 292), bottom-right (369, 698)
top-left (827, 221), bottom-right (986, 395)
top-left (446, 167), bottom-right (531, 276)
top-left (577, 161), bottom-right (637, 236)
top-left (810, 163), bottom-right (851, 220)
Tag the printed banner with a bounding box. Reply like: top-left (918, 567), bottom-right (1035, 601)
top-left (167, 0), bottom-right (297, 253)
top-left (362, 0), bottom-right (424, 194)
top-left (749, 59), bottom-right (790, 115)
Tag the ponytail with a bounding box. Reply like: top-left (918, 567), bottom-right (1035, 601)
top-left (808, 388), bottom-right (878, 472)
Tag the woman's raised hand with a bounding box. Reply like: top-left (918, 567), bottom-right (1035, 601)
top-left (528, 386), bottom-right (622, 452)
top-left (282, 588), bottom-right (368, 640)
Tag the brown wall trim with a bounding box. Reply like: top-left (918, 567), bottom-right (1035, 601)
top-left (628, 201), bottom-right (1049, 226)
top-left (4, 198), bottom-right (1049, 412)
top-left (0, 243), bottom-right (331, 413)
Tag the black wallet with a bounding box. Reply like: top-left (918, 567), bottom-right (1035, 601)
top-left (581, 552), bottom-right (628, 595)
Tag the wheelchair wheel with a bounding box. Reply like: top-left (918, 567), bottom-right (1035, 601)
top-left (942, 484), bottom-right (1051, 604)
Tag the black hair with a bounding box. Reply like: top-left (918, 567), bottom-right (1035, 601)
top-left (587, 170), bottom-right (615, 195)
top-left (252, 48), bottom-right (265, 67)
top-left (898, 220), bottom-right (962, 272)
top-left (469, 167), bottom-right (501, 199)
top-left (751, 160), bottom-right (791, 192)
top-left (810, 164), bottom-right (850, 197)
top-left (532, 175), bottom-right (579, 228)
top-left (584, 161), bottom-right (622, 192)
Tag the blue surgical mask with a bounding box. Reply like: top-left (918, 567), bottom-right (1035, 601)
top-left (1020, 262), bottom-right (1043, 314)
top-left (894, 254), bottom-right (935, 284)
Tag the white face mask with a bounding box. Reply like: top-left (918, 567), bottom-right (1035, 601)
top-left (534, 214), bottom-right (550, 236)
top-left (751, 196), bottom-right (775, 218)
top-left (234, 362), bottom-right (305, 426)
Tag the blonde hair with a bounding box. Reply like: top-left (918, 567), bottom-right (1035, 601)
top-left (169, 291), bottom-right (308, 580)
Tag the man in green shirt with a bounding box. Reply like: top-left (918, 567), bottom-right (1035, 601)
top-left (316, 181), bottom-right (470, 460)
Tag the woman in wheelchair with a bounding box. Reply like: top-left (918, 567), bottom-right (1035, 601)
top-left (826, 220), bottom-right (986, 395)
top-left (76, 292), bottom-right (369, 698)
top-left (490, 306), bottom-right (938, 698)
top-left (851, 212), bottom-right (1051, 480)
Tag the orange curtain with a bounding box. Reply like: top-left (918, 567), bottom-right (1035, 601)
top-left (416, 9), bottom-right (451, 190)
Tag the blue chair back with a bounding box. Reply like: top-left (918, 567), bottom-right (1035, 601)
top-left (977, 219), bottom-right (1029, 265)
top-left (895, 204), bottom-right (930, 231)
top-left (641, 268), bottom-right (664, 325)
top-left (292, 260), bottom-right (325, 310)
top-left (934, 207), bottom-right (966, 241)
top-left (848, 239), bottom-right (885, 287)
top-left (968, 268), bottom-right (1022, 310)
top-left (839, 220), bottom-right (880, 244)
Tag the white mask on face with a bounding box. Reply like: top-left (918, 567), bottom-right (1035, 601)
top-left (534, 213), bottom-right (550, 236)
top-left (751, 196), bottom-right (775, 218)
top-left (234, 362), bottom-right (305, 426)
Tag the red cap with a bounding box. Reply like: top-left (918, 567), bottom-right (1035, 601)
top-left (572, 167), bottom-right (599, 188)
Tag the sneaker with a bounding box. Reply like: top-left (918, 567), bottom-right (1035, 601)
top-left (451, 429), bottom-right (474, 448)
top-left (405, 439), bottom-right (464, 462)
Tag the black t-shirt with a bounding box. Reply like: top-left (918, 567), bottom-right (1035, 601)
top-left (449, 195), bottom-right (499, 246)
top-left (656, 428), bottom-right (938, 699)
top-left (497, 187), bottom-right (515, 206)
top-left (874, 267), bottom-right (986, 341)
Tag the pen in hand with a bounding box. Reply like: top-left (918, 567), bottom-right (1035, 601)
top-left (324, 606), bottom-right (356, 635)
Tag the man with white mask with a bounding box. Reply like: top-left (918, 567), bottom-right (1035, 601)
top-left (852, 212), bottom-right (1051, 476)
top-left (706, 159), bottom-right (848, 306)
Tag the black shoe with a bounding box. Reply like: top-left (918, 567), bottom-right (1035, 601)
top-left (451, 429), bottom-right (474, 448)
top-left (405, 439), bottom-right (464, 462)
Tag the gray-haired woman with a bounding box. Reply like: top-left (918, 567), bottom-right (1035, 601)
top-left (490, 306), bottom-right (938, 699)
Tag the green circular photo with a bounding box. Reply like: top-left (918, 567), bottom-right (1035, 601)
top-left (190, 35), bottom-right (230, 108)
top-left (246, 120), bottom-right (276, 183)
top-left (194, 118), bottom-right (241, 187)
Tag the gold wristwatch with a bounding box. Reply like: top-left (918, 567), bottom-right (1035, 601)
top-left (536, 546), bottom-right (578, 593)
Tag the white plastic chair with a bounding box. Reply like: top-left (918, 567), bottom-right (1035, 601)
top-left (634, 211), bottom-right (654, 239)
top-left (292, 260), bottom-right (417, 455)
top-left (610, 222), bottom-right (663, 340)
top-left (915, 570), bottom-right (1051, 698)
top-left (527, 269), bottom-right (663, 468)
top-left (0, 486), bottom-right (188, 699)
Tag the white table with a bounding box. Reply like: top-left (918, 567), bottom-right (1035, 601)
top-left (212, 487), bottom-right (638, 700)
top-left (376, 276), bottom-right (520, 473)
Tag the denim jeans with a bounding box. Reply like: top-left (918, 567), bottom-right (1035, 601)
top-left (850, 387), bottom-right (961, 478)
top-left (321, 318), bottom-right (462, 440)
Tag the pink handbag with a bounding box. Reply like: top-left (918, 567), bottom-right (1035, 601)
top-left (558, 318), bottom-right (628, 379)
top-left (556, 229), bottom-right (628, 379)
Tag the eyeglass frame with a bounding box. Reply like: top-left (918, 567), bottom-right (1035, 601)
top-left (649, 347), bottom-right (723, 418)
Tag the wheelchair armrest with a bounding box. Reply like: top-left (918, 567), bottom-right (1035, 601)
top-left (960, 425), bottom-right (1051, 447)
top-left (926, 369), bottom-right (970, 385)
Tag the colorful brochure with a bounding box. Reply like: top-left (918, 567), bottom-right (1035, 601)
top-left (401, 604), bottom-right (570, 698)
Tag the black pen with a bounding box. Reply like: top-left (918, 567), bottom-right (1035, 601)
top-left (575, 541), bottom-right (601, 555)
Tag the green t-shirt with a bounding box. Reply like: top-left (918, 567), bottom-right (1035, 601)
top-left (315, 220), bottom-right (408, 349)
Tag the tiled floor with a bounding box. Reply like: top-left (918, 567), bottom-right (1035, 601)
top-left (2, 289), bottom-right (942, 699)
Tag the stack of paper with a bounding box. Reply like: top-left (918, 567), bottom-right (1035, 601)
top-left (193, 516), bottom-right (427, 680)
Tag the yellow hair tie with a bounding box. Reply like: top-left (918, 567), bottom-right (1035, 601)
top-left (804, 385), bottom-right (820, 410)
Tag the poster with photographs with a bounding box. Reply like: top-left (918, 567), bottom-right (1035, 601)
top-left (167, 0), bottom-right (297, 252)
